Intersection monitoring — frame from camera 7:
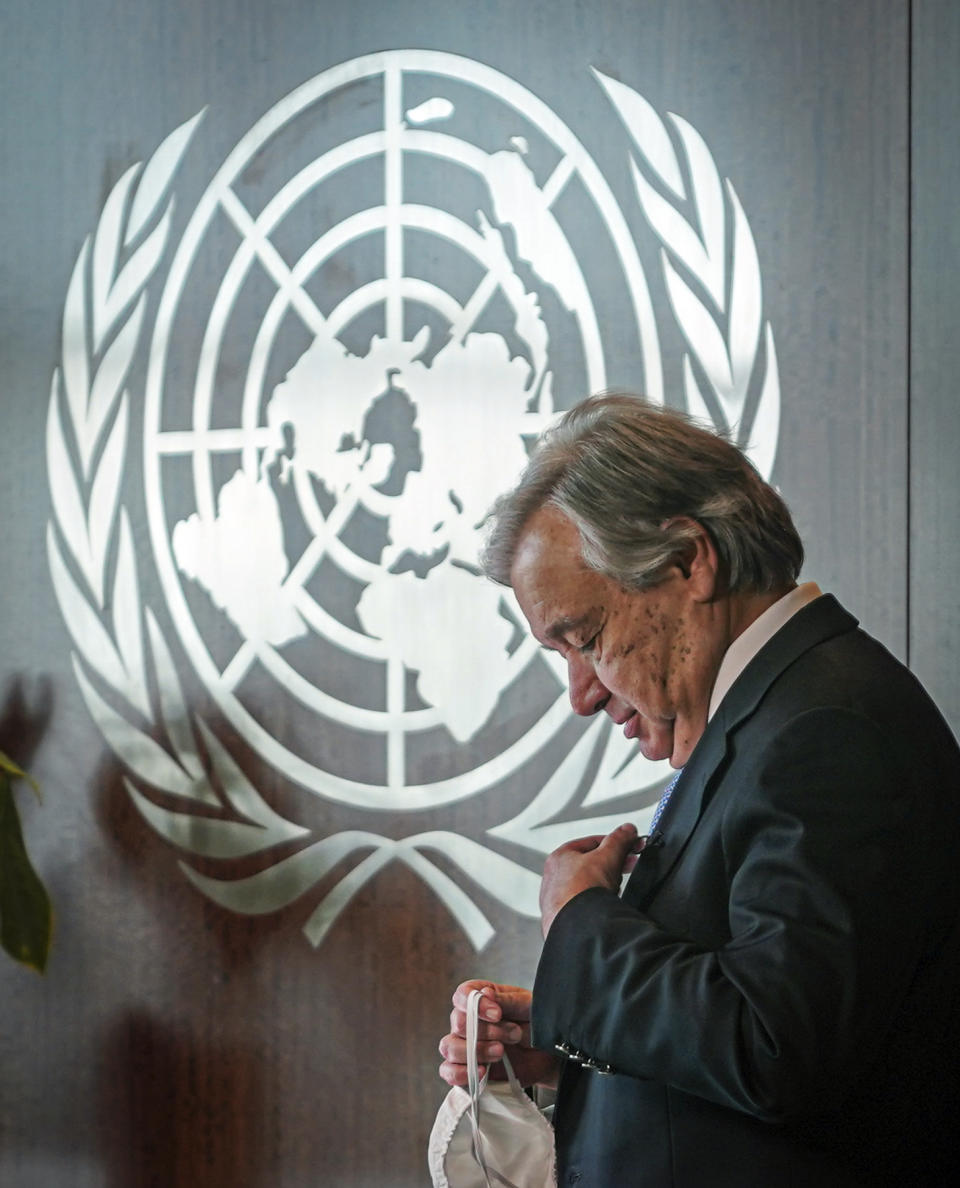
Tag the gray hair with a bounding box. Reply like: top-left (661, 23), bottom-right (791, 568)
top-left (481, 393), bottom-right (803, 594)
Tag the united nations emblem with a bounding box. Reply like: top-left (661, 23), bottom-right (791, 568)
top-left (47, 51), bottom-right (779, 949)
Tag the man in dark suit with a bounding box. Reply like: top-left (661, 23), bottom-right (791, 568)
top-left (438, 394), bottom-right (960, 1186)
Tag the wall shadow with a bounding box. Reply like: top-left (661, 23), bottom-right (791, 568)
top-left (0, 673), bottom-right (54, 767)
top-left (99, 1012), bottom-right (267, 1188)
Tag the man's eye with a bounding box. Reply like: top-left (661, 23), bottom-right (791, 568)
top-left (578, 633), bottom-right (599, 655)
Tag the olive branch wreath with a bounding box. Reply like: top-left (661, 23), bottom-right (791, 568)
top-left (45, 74), bottom-right (779, 952)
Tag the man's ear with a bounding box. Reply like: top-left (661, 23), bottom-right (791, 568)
top-left (663, 518), bottom-right (720, 601)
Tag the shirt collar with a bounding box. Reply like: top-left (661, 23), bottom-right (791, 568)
top-left (708, 582), bottom-right (823, 720)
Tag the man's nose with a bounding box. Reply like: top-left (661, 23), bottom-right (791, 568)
top-left (567, 652), bottom-right (609, 716)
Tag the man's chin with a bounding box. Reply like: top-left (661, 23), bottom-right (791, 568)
top-left (635, 728), bottom-right (674, 764)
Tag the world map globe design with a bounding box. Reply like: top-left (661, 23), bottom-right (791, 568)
top-left (143, 51), bottom-right (661, 810)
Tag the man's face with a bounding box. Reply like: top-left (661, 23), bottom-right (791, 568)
top-left (510, 505), bottom-right (724, 768)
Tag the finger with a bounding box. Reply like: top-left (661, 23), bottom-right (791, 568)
top-left (554, 834), bottom-right (606, 855)
top-left (448, 1006), bottom-right (524, 1045)
top-left (439, 1034), bottom-right (508, 1067)
top-left (440, 1058), bottom-right (489, 1088)
top-left (597, 822), bottom-right (639, 859)
top-left (621, 831), bottom-right (645, 875)
top-left (509, 1022), bottom-right (532, 1049)
top-left (451, 981), bottom-right (532, 1023)
top-left (451, 979), bottom-right (497, 1009)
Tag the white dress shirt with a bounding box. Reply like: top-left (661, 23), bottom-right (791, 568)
top-left (707, 582), bottom-right (823, 721)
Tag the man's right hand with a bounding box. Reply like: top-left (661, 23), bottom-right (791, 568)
top-left (438, 979), bottom-right (560, 1089)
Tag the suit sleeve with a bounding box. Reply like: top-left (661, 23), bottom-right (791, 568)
top-left (530, 706), bottom-right (929, 1121)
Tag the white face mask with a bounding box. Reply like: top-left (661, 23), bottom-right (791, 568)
top-left (429, 989), bottom-right (557, 1188)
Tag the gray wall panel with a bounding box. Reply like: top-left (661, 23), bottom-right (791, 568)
top-left (910, 0), bottom-right (960, 728)
top-left (0, 2), bottom-right (927, 1184)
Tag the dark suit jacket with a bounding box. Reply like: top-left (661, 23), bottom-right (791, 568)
top-left (531, 595), bottom-right (960, 1186)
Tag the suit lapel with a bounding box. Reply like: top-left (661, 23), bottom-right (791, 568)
top-left (622, 595), bottom-right (858, 910)
top-left (622, 724), bottom-right (725, 909)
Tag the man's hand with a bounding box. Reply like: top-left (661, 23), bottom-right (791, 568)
top-left (540, 823), bottom-right (642, 937)
top-left (438, 980), bottom-right (559, 1089)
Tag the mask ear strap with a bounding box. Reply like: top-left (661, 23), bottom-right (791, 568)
top-left (466, 989), bottom-right (495, 1187)
top-left (466, 988), bottom-right (486, 1099)
top-left (466, 989), bottom-right (530, 1188)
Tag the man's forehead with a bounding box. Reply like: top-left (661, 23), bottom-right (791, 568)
top-left (511, 504), bottom-right (583, 575)
top-left (510, 505), bottom-right (610, 639)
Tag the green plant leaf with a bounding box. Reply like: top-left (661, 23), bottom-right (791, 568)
top-left (0, 748), bottom-right (41, 801)
top-left (0, 765), bottom-right (53, 973)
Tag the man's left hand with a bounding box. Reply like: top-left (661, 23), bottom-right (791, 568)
top-left (540, 823), bottom-right (641, 937)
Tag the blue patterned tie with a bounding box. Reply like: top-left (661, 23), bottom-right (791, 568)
top-left (649, 769), bottom-right (683, 834)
